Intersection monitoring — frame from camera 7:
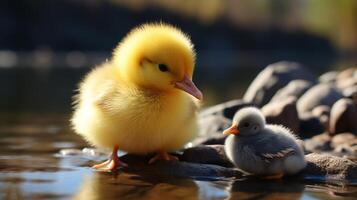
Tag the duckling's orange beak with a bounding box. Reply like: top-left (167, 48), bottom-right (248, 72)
top-left (174, 74), bottom-right (203, 100)
top-left (223, 123), bottom-right (239, 135)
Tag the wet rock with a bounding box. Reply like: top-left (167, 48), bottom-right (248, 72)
top-left (120, 154), bottom-right (242, 178)
top-left (336, 68), bottom-right (356, 82)
top-left (337, 77), bottom-right (357, 90)
top-left (302, 153), bottom-right (357, 180)
top-left (311, 105), bottom-right (331, 131)
top-left (198, 99), bottom-right (253, 139)
top-left (270, 80), bottom-right (313, 102)
top-left (334, 144), bottom-right (357, 156)
top-left (181, 145), bottom-right (233, 167)
top-left (311, 105), bottom-right (330, 119)
top-left (335, 68), bottom-right (356, 91)
top-left (343, 86), bottom-right (357, 98)
top-left (331, 133), bottom-right (357, 148)
top-left (304, 133), bottom-right (332, 153)
top-left (243, 61), bottom-right (316, 107)
top-left (299, 113), bottom-right (325, 138)
top-left (319, 71), bottom-right (338, 84)
top-left (262, 96), bottom-right (299, 133)
top-left (342, 86), bottom-right (357, 105)
top-left (192, 134), bottom-right (227, 146)
top-left (332, 133), bottom-right (357, 160)
top-left (198, 114), bottom-right (231, 138)
top-left (297, 84), bottom-right (343, 115)
top-left (329, 98), bottom-right (357, 135)
top-left (199, 99), bottom-right (253, 119)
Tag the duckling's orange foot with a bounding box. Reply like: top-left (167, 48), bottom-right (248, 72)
top-left (92, 145), bottom-right (127, 171)
top-left (148, 151), bottom-right (179, 164)
top-left (92, 157), bottom-right (128, 172)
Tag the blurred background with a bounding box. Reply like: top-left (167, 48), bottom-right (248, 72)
top-left (0, 0), bottom-right (357, 116)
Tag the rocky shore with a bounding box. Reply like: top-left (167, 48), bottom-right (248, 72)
top-left (189, 61), bottom-right (356, 181)
top-left (69, 61), bottom-right (357, 182)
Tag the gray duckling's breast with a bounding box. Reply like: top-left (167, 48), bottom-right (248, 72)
top-left (225, 134), bottom-right (269, 174)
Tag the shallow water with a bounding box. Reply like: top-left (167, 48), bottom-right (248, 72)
top-left (1, 117), bottom-right (357, 200)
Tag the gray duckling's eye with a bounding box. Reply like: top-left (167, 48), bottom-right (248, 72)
top-left (243, 122), bottom-right (250, 127)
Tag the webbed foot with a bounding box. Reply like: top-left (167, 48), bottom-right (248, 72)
top-left (148, 151), bottom-right (178, 164)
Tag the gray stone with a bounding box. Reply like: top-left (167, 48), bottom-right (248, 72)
top-left (199, 99), bottom-right (253, 119)
top-left (181, 145), bottom-right (233, 167)
top-left (319, 71), bottom-right (338, 84)
top-left (337, 77), bottom-right (357, 90)
top-left (198, 114), bottom-right (231, 138)
top-left (343, 86), bottom-right (357, 105)
top-left (335, 68), bottom-right (356, 91)
top-left (311, 105), bottom-right (330, 119)
top-left (331, 133), bottom-right (357, 148)
top-left (343, 85), bottom-right (357, 98)
top-left (299, 113), bottom-right (325, 138)
top-left (271, 80), bottom-right (313, 102)
top-left (192, 134), bottom-right (227, 146)
top-left (329, 98), bottom-right (357, 135)
top-left (336, 68), bottom-right (356, 82)
top-left (302, 153), bottom-right (357, 180)
top-left (120, 154), bottom-right (242, 178)
top-left (243, 61), bottom-right (316, 107)
top-left (331, 133), bottom-right (357, 160)
top-left (304, 133), bottom-right (332, 153)
top-left (198, 99), bottom-right (253, 139)
top-left (311, 105), bottom-right (331, 131)
top-left (297, 84), bottom-right (343, 115)
top-left (334, 144), bottom-right (357, 156)
top-left (262, 96), bottom-right (299, 134)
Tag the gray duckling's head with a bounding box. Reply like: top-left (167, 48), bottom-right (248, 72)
top-left (223, 107), bottom-right (266, 136)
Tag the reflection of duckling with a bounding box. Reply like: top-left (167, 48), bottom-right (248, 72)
top-left (226, 179), bottom-right (304, 200)
top-left (73, 172), bottom-right (199, 200)
top-left (71, 23), bottom-right (202, 171)
top-left (223, 107), bottom-right (306, 178)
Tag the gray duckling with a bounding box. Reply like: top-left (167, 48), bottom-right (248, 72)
top-left (223, 107), bottom-right (306, 179)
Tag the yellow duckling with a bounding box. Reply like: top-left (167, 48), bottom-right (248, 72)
top-left (71, 23), bottom-right (202, 171)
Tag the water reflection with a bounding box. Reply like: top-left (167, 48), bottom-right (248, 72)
top-left (74, 172), bottom-right (199, 200)
top-left (227, 179), bottom-right (304, 199)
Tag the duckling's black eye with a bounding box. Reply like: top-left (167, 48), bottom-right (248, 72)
top-left (158, 64), bottom-right (169, 72)
top-left (243, 122), bottom-right (250, 127)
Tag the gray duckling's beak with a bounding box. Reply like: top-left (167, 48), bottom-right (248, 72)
top-left (223, 123), bottom-right (239, 135)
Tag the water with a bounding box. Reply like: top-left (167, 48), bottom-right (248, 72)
top-left (0, 116), bottom-right (357, 200)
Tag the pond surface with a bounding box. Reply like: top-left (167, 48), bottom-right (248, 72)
top-left (0, 116), bottom-right (357, 200)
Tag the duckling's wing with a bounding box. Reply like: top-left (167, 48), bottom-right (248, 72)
top-left (259, 148), bottom-right (295, 163)
top-left (252, 132), bottom-right (297, 163)
top-left (74, 63), bottom-right (125, 114)
top-left (92, 81), bottom-right (117, 108)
